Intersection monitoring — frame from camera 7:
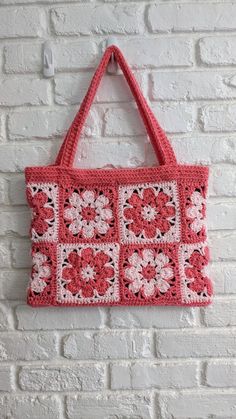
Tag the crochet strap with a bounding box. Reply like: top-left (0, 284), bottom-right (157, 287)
top-left (56, 45), bottom-right (177, 167)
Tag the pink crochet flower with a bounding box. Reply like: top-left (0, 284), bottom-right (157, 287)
top-left (125, 248), bottom-right (174, 298)
top-left (124, 188), bottom-right (175, 239)
top-left (62, 248), bottom-right (114, 297)
top-left (30, 251), bottom-right (51, 293)
top-left (186, 191), bottom-right (206, 234)
top-left (185, 249), bottom-right (212, 295)
top-left (64, 190), bottom-right (113, 239)
top-left (27, 190), bottom-right (54, 235)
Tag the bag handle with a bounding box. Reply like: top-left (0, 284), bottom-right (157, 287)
top-left (55, 45), bottom-right (177, 167)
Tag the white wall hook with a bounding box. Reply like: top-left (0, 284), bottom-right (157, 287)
top-left (107, 37), bottom-right (119, 48)
top-left (106, 37), bottom-right (118, 75)
top-left (43, 41), bottom-right (54, 78)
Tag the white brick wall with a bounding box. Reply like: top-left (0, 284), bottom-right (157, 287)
top-left (0, 1), bottom-right (236, 418)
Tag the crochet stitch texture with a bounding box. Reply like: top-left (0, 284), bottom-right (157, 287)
top-left (25, 45), bottom-right (213, 307)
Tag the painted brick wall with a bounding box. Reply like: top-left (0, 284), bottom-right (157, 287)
top-left (0, 1), bottom-right (236, 418)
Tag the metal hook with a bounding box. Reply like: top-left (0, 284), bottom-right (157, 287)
top-left (106, 37), bottom-right (118, 75)
top-left (43, 41), bottom-right (54, 78)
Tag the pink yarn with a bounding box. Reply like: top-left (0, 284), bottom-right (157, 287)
top-left (25, 46), bottom-right (212, 307)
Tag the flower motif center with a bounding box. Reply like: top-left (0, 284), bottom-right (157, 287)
top-left (141, 265), bottom-right (156, 280)
top-left (81, 206), bottom-right (96, 221)
top-left (141, 205), bottom-right (157, 221)
top-left (81, 264), bottom-right (95, 282)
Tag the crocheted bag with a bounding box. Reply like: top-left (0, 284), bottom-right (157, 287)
top-left (25, 45), bottom-right (213, 307)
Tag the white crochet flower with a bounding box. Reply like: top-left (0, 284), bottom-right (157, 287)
top-left (125, 249), bottom-right (173, 297)
top-left (31, 252), bottom-right (50, 293)
top-left (186, 191), bottom-right (206, 233)
top-left (65, 190), bottom-right (113, 239)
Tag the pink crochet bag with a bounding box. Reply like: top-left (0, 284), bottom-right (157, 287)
top-left (25, 45), bottom-right (213, 307)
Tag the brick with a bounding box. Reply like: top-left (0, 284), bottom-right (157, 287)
top-left (51, 4), bottom-right (144, 35)
top-left (54, 74), bottom-right (91, 106)
top-left (150, 71), bottom-right (236, 101)
top-left (210, 232), bottom-right (236, 261)
top-left (0, 242), bottom-right (11, 268)
top-left (224, 266), bottom-right (236, 293)
top-left (16, 304), bottom-right (106, 330)
top-left (54, 72), bottom-right (145, 105)
top-left (0, 395), bottom-right (60, 419)
top-left (9, 175), bottom-right (26, 205)
top-left (109, 306), bottom-right (198, 328)
top-left (118, 38), bottom-right (193, 68)
top-left (19, 364), bottom-right (105, 391)
top-left (0, 0), bottom-right (82, 3)
top-left (54, 41), bottom-right (97, 71)
top-left (11, 239), bottom-right (31, 268)
top-left (110, 364), bottom-right (132, 390)
top-left (75, 140), bottom-right (147, 169)
top-left (0, 302), bottom-right (12, 331)
top-left (66, 394), bottom-right (152, 419)
top-left (0, 144), bottom-right (53, 172)
top-left (98, 72), bottom-right (145, 103)
top-left (201, 104), bottom-right (236, 132)
top-left (0, 115), bottom-right (4, 142)
top-left (152, 103), bottom-right (194, 134)
top-left (207, 201), bottom-right (236, 230)
top-left (0, 117), bottom-right (5, 143)
top-left (0, 210), bottom-right (29, 237)
top-left (210, 263), bottom-right (236, 294)
top-left (4, 43), bottom-right (42, 74)
top-left (82, 109), bottom-right (103, 138)
top-left (111, 361), bottom-right (199, 390)
top-left (1, 0), bottom-right (81, 2)
top-left (200, 36), bottom-right (236, 66)
top-left (158, 391), bottom-right (236, 418)
top-left (8, 110), bottom-right (72, 140)
top-left (51, 38), bottom-right (191, 72)
top-left (63, 331), bottom-right (152, 360)
top-left (0, 332), bottom-right (57, 361)
top-left (210, 165), bottom-right (236, 197)
top-left (0, 178), bottom-right (7, 204)
top-left (0, 79), bottom-right (50, 107)
top-left (206, 361), bottom-right (236, 387)
top-left (148, 3), bottom-right (236, 33)
top-left (104, 0), bottom-right (143, 1)
top-left (104, 107), bottom-right (145, 137)
top-left (0, 7), bottom-right (46, 38)
top-left (104, 103), bottom-right (194, 136)
top-left (203, 298), bottom-right (236, 326)
top-left (0, 271), bottom-right (29, 300)
top-left (8, 108), bottom-right (99, 141)
top-left (172, 136), bottom-right (236, 165)
top-left (156, 330), bottom-right (236, 358)
top-left (0, 366), bottom-right (13, 392)
top-left (4, 41), bottom-right (97, 73)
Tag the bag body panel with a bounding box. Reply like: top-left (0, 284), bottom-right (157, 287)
top-left (25, 165), bottom-right (212, 308)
